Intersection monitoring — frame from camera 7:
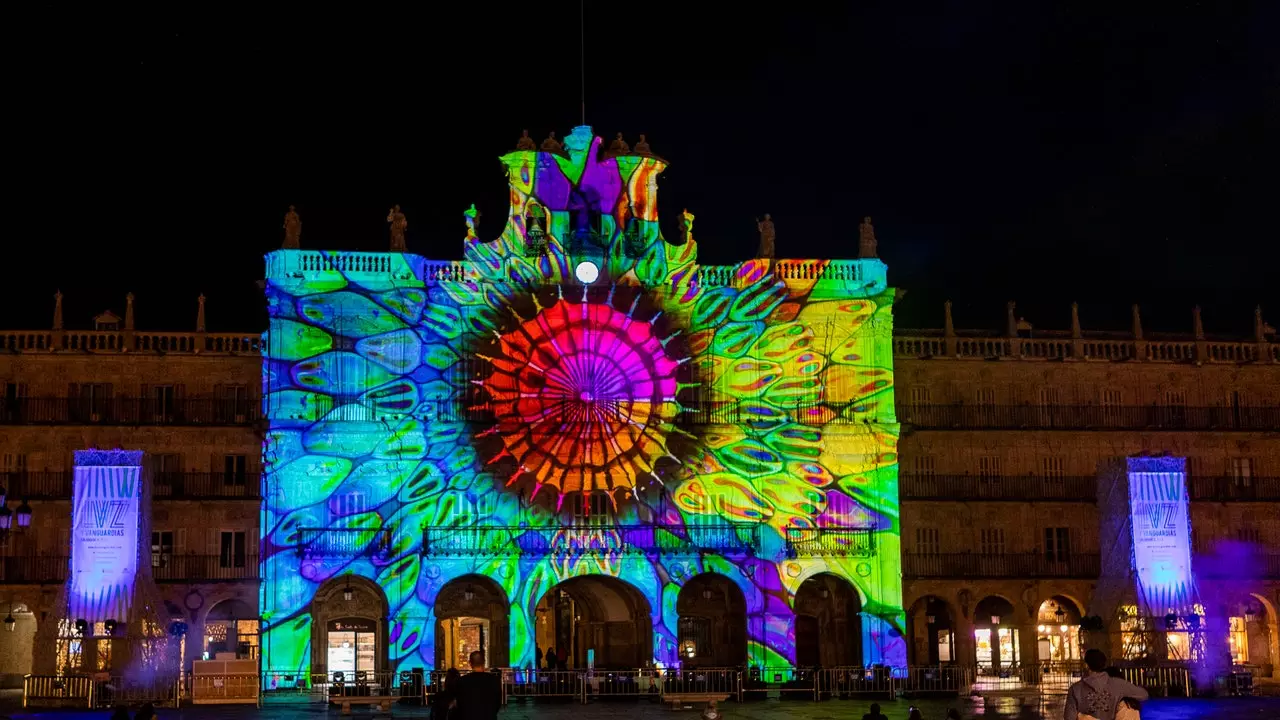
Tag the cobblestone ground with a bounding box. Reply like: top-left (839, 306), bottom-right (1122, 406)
top-left (4, 694), bottom-right (1280, 720)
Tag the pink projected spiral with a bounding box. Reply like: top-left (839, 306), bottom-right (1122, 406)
top-left (480, 297), bottom-right (681, 499)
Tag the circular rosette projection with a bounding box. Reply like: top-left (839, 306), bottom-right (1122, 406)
top-left (479, 289), bottom-right (684, 501)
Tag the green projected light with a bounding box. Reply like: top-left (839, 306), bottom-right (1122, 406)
top-left (261, 126), bottom-right (904, 677)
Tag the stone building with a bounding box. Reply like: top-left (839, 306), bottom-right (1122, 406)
top-left (894, 303), bottom-right (1280, 677)
top-left (0, 294), bottom-right (261, 684)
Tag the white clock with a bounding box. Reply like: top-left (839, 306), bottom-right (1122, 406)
top-left (575, 261), bottom-right (599, 284)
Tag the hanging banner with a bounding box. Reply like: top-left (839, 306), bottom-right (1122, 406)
top-left (70, 450), bottom-right (143, 624)
top-left (1127, 457), bottom-right (1193, 612)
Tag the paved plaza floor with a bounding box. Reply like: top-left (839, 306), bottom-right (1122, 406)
top-left (4, 695), bottom-right (1280, 720)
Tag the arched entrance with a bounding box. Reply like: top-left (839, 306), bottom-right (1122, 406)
top-left (973, 596), bottom-right (1018, 675)
top-left (1230, 593), bottom-right (1277, 672)
top-left (676, 574), bottom-right (747, 667)
top-left (1036, 596), bottom-right (1082, 665)
top-left (534, 576), bottom-right (652, 670)
top-left (0, 600), bottom-right (36, 687)
top-left (907, 595), bottom-right (956, 665)
top-left (310, 575), bottom-right (390, 677)
top-left (203, 599), bottom-right (259, 660)
top-left (794, 574), bottom-right (863, 668)
top-left (434, 575), bottom-right (509, 670)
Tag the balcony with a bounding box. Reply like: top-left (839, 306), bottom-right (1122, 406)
top-left (296, 528), bottom-right (395, 557)
top-left (902, 553), bottom-right (1102, 579)
top-left (151, 554), bottom-right (259, 582)
top-left (899, 474), bottom-right (1097, 502)
top-left (898, 404), bottom-right (1279, 432)
top-left (1188, 476), bottom-right (1280, 502)
top-left (785, 528), bottom-right (877, 557)
top-left (1197, 554), bottom-right (1280, 580)
top-left (152, 473), bottom-right (260, 500)
top-left (0, 472), bottom-right (260, 500)
top-left (0, 397), bottom-right (260, 426)
top-left (422, 523), bottom-right (760, 557)
top-left (0, 556), bottom-right (68, 584)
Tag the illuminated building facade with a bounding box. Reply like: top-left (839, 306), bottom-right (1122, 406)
top-left (260, 126), bottom-right (905, 677)
top-left (0, 302), bottom-right (261, 685)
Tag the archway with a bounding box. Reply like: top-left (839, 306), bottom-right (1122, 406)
top-left (203, 599), bottom-right (259, 661)
top-left (434, 575), bottom-right (509, 671)
top-left (1229, 593), bottom-right (1277, 671)
top-left (0, 600), bottom-right (36, 688)
top-left (794, 574), bottom-right (863, 668)
top-left (676, 574), bottom-right (747, 667)
top-left (973, 596), bottom-right (1018, 674)
top-left (907, 595), bottom-right (957, 665)
top-left (310, 575), bottom-right (390, 677)
top-left (1036, 596), bottom-right (1082, 665)
top-left (533, 576), bottom-right (652, 670)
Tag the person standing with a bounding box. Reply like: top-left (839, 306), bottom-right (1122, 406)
top-left (1064, 649), bottom-right (1149, 720)
top-left (432, 668), bottom-right (460, 720)
top-left (454, 650), bottom-right (501, 720)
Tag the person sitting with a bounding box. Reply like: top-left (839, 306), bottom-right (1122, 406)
top-left (862, 702), bottom-right (888, 720)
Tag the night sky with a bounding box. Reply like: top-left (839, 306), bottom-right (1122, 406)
top-left (7, 3), bottom-right (1277, 336)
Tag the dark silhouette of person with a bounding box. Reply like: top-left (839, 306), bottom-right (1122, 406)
top-left (544, 646), bottom-right (555, 669)
top-left (862, 703), bottom-right (888, 720)
top-left (556, 645), bottom-right (568, 670)
top-left (909, 707), bottom-right (924, 720)
top-left (432, 668), bottom-right (461, 720)
top-left (946, 710), bottom-right (962, 720)
top-left (111, 706), bottom-right (130, 720)
top-left (135, 702), bottom-right (155, 720)
top-left (454, 650), bottom-right (501, 720)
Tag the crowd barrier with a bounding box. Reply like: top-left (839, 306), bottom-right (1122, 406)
top-left (26, 663), bottom-right (1203, 707)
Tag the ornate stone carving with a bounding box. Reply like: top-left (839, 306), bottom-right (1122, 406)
top-left (608, 132), bottom-right (630, 156)
top-left (516, 129), bottom-right (536, 151)
top-left (387, 205), bottom-right (408, 251)
top-left (859, 216), bottom-right (877, 258)
top-left (756, 214), bottom-right (775, 259)
top-left (633, 134), bottom-right (652, 156)
top-left (541, 131), bottom-right (563, 154)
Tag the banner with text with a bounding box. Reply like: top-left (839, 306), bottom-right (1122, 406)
top-left (1128, 458), bottom-right (1193, 613)
top-left (71, 459), bottom-right (141, 624)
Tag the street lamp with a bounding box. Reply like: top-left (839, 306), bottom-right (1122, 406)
top-left (0, 483), bottom-right (7, 506)
top-left (464, 586), bottom-right (475, 602)
top-left (15, 500), bottom-right (31, 530)
top-left (0, 507), bottom-right (10, 533)
top-left (343, 582), bottom-right (353, 602)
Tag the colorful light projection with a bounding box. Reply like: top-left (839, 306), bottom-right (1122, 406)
top-left (1127, 456), bottom-right (1194, 612)
top-left (261, 126), bottom-right (904, 675)
top-left (70, 449), bottom-right (143, 624)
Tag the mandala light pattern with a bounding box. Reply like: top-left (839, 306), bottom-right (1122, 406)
top-left (261, 126), bottom-right (905, 678)
top-left (480, 289), bottom-right (681, 501)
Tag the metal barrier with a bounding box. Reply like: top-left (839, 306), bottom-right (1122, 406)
top-left (814, 667), bottom-right (896, 699)
top-left (261, 671), bottom-right (420, 705)
top-left (191, 673), bottom-right (260, 705)
top-left (585, 669), bottom-right (655, 700)
top-left (660, 668), bottom-right (742, 703)
top-left (23, 674), bottom-right (95, 708)
top-left (92, 676), bottom-right (181, 709)
top-left (744, 666), bottom-right (818, 700)
top-left (1118, 666), bottom-right (1191, 697)
top-left (503, 669), bottom-right (584, 702)
top-left (897, 665), bottom-right (973, 695)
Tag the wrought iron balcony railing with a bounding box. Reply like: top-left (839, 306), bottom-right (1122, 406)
top-left (785, 528), bottom-right (877, 558)
top-left (151, 554), bottom-right (259, 581)
top-left (1188, 476), bottom-right (1280, 502)
top-left (899, 474), bottom-right (1097, 502)
top-left (0, 397), bottom-right (260, 426)
top-left (902, 553), bottom-right (1102, 579)
top-left (0, 471), bottom-right (260, 500)
top-left (295, 528), bottom-right (395, 557)
top-left (423, 523), bottom-right (760, 557)
top-left (897, 404), bottom-right (1279, 432)
top-left (0, 556), bottom-right (69, 584)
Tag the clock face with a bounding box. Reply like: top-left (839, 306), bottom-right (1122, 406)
top-left (574, 261), bottom-right (599, 284)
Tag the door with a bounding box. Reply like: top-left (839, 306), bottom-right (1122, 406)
top-left (795, 615), bottom-right (820, 667)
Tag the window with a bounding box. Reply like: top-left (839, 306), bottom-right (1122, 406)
top-left (916, 528), bottom-right (940, 556)
top-left (1229, 458), bottom-right (1253, 487)
top-left (223, 455), bottom-right (248, 486)
top-left (571, 493), bottom-right (610, 526)
top-left (219, 384), bottom-right (250, 420)
top-left (219, 531), bottom-right (247, 568)
top-left (1, 383), bottom-right (27, 423)
top-left (1237, 527), bottom-right (1261, 545)
top-left (1101, 389), bottom-right (1123, 426)
top-left (1042, 457), bottom-right (1066, 495)
top-left (332, 492), bottom-right (366, 518)
top-left (1229, 616), bottom-right (1248, 665)
top-left (978, 456), bottom-right (1002, 496)
top-left (152, 531), bottom-right (173, 568)
top-left (1164, 390), bottom-right (1188, 426)
top-left (909, 387), bottom-right (931, 406)
top-left (976, 388), bottom-right (995, 406)
top-left (1044, 527), bottom-right (1071, 562)
top-left (678, 617), bottom-right (711, 660)
top-left (1119, 605), bottom-right (1149, 660)
top-left (71, 383), bottom-right (112, 420)
top-left (152, 454), bottom-right (182, 496)
top-left (1, 453), bottom-right (26, 473)
top-left (1038, 388), bottom-right (1060, 424)
top-left (154, 385), bottom-right (176, 419)
top-left (979, 529), bottom-right (1005, 556)
top-left (913, 456), bottom-right (937, 477)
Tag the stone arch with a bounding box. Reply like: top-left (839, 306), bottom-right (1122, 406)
top-left (973, 595), bottom-right (1019, 673)
top-left (0, 599), bottom-right (38, 687)
top-left (201, 599), bottom-right (258, 661)
top-left (434, 575), bottom-right (509, 671)
top-left (676, 573), bottom-right (747, 667)
top-left (906, 594), bottom-right (959, 665)
top-left (533, 575), bottom-right (653, 670)
top-left (794, 573), bottom-right (863, 667)
top-left (310, 574), bottom-right (391, 677)
top-left (1222, 592), bottom-right (1278, 672)
top-left (1036, 595), bottom-right (1083, 664)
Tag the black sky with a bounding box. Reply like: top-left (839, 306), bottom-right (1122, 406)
top-left (7, 2), bottom-right (1278, 336)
